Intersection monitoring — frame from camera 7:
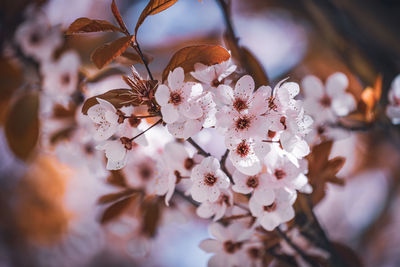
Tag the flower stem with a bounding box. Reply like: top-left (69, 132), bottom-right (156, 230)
top-left (129, 119), bottom-right (162, 141)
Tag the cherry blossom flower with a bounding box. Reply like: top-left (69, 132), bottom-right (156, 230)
top-left (249, 187), bottom-right (297, 231)
top-left (161, 142), bottom-right (197, 205)
top-left (196, 188), bottom-right (233, 221)
top-left (302, 72), bottom-right (356, 123)
top-left (226, 136), bottom-right (269, 175)
top-left (199, 223), bottom-right (252, 267)
top-left (386, 74), bottom-right (400, 125)
top-left (41, 50), bottom-right (81, 106)
top-left (237, 242), bottom-right (264, 267)
top-left (190, 60), bottom-right (236, 89)
top-left (87, 98), bottom-right (120, 141)
top-left (96, 128), bottom-right (148, 170)
top-left (215, 75), bottom-right (269, 141)
top-left (190, 156), bottom-right (230, 203)
top-left (264, 153), bottom-right (309, 191)
top-left (14, 15), bottom-right (62, 62)
top-left (232, 170), bottom-right (275, 205)
top-left (124, 155), bottom-right (169, 197)
top-left (155, 67), bottom-right (203, 124)
top-left (166, 91), bottom-right (216, 139)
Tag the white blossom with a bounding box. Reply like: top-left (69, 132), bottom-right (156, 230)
top-left (87, 98), bottom-right (120, 141)
top-left (386, 74), bottom-right (400, 125)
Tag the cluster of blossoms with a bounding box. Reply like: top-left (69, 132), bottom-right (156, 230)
top-left (85, 57), bottom-right (318, 265)
top-left (386, 74), bottom-right (400, 125)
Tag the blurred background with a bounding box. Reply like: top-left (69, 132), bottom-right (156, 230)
top-left (1, 0), bottom-right (400, 266)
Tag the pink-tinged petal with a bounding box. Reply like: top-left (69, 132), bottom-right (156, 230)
top-left (259, 213), bottom-right (281, 231)
top-left (155, 84), bottom-right (170, 106)
top-left (181, 102), bottom-right (203, 119)
top-left (87, 104), bottom-right (104, 124)
top-left (209, 223), bottom-right (227, 241)
top-left (104, 110), bottom-right (118, 123)
top-left (281, 82), bottom-right (300, 98)
top-left (208, 186), bottom-right (221, 202)
top-left (97, 141), bottom-right (126, 161)
top-left (203, 157), bottom-right (221, 172)
top-left (331, 93), bottom-right (356, 116)
top-left (276, 204), bottom-right (295, 222)
top-left (165, 174), bottom-right (177, 206)
top-left (197, 202), bottom-right (215, 219)
top-left (190, 63), bottom-right (214, 84)
top-left (248, 196), bottom-right (263, 217)
top-left (218, 63), bottom-right (237, 81)
top-left (216, 170), bottom-right (230, 189)
top-left (106, 157), bottom-right (127, 170)
top-left (199, 239), bottom-right (221, 253)
top-left (253, 187), bottom-right (275, 206)
top-left (167, 121), bottom-right (185, 138)
top-left (182, 119), bottom-right (203, 139)
top-left (386, 105), bottom-right (400, 125)
top-left (168, 67), bottom-right (184, 91)
top-left (164, 142), bottom-right (189, 163)
top-left (208, 254), bottom-right (226, 267)
top-left (301, 75), bottom-right (324, 98)
top-left (191, 180), bottom-right (209, 203)
top-left (250, 86), bottom-right (269, 114)
top-left (161, 104), bottom-right (179, 123)
top-left (97, 98), bottom-right (116, 112)
top-left (232, 171), bottom-right (253, 194)
top-left (326, 72), bottom-right (348, 96)
top-left (213, 204), bottom-right (227, 221)
top-left (93, 123), bottom-right (117, 141)
top-left (215, 84), bottom-right (234, 105)
top-left (291, 174), bottom-right (308, 190)
top-left (235, 75), bottom-right (254, 101)
top-left (190, 83), bottom-right (204, 98)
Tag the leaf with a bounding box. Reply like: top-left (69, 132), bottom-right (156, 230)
top-left (91, 35), bottom-right (135, 69)
top-left (5, 92), bottom-right (39, 161)
top-left (49, 127), bottom-right (75, 145)
top-left (111, 0), bottom-right (128, 33)
top-left (85, 67), bottom-right (126, 83)
top-left (98, 189), bottom-right (138, 204)
top-left (140, 197), bottom-right (162, 237)
top-left (162, 45), bottom-right (231, 82)
top-left (66, 17), bottom-right (122, 34)
top-left (100, 195), bottom-right (137, 224)
top-left (135, 0), bottom-right (178, 35)
top-left (107, 170), bottom-right (127, 187)
top-left (81, 89), bottom-right (137, 115)
top-left (306, 141), bottom-right (346, 205)
top-left (241, 47), bottom-right (269, 87)
top-left (115, 51), bottom-right (154, 66)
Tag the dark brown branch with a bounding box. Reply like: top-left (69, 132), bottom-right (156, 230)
top-left (220, 149), bottom-right (233, 183)
top-left (186, 137), bottom-right (211, 157)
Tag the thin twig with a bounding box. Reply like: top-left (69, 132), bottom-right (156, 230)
top-left (129, 119), bottom-right (162, 141)
top-left (276, 227), bottom-right (318, 266)
top-left (220, 149), bottom-right (233, 183)
top-left (175, 189), bottom-right (199, 207)
top-left (134, 41), bottom-right (154, 81)
top-left (186, 137), bottom-right (211, 157)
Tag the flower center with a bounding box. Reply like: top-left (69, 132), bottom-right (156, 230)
top-left (223, 241), bottom-right (242, 254)
top-left (317, 125), bottom-right (325, 135)
top-left (60, 73), bottom-right (71, 86)
top-left (263, 202), bottom-right (277, 212)
top-left (29, 32), bottom-right (41, 45)
top-left (218, 194), bottom-right (230, 205)
top-left (280, 116), bottom-right (287, 130)
top-left (236, 140), bottom-right (250, 157)
top-left (247, 247), bottom-right (260, 259)
top-left (274, 169), bottom-right (286, 180)
top-left (212, 78), bottom-right (220, 87)
top-left (120, 137), bottom-right (133, 150)
top-left (246, 176), bottom-right (259, 188)
top-left (169, 91), bottom-right (182, 105)
top-left (233, 98), bottom-right (248, 112)
top-left (235, 116), bottom-right (251, 130)
top-left (184, 158), bottom-right (195, 170)
top-left (320, 95), bottom-right (332, 107)
top-left (139, 165), bottom-right (153, 181)
top-left (204, 173), bottom-right (217, 186)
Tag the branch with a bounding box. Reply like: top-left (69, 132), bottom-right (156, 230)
top-left (186, 137), bottom-right (211, 157)
top-left (220, 149), bottom-right (233, 183)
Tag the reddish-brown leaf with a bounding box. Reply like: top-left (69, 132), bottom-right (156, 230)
top-left (85, 67), bottom-right (126, 83)
top-left (107, 170), bottom-right (127, 187)
top-left (98, 189), bottom-right (138, 204)
top-left (49, 127), bottom-right (75, 145)
top-left (135, 0), bottom-right (178, 35)
top-left (91, 35), bottom-right (135, 69)
top-left (100, 195), bottom-right (137, 224)
top-left (66, 17), bottom-right (122, 34)
top-left (162, 45), bottom-right (231, 82)
top-left (5, 92), bottom-right (39, 161)
top-left (111, 0), bottom-right (128, 33)
top-left (81, 89), bottom-right (137, 115)
top-left (115, 51), bottom-right (154, 66)
top-left (140, 197), bottom-right (162, 237)
top-left (241, 47), bottom-right (269, 87)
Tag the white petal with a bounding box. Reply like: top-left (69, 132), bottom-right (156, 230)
top-left (235, 75), bottom-right (254, 101)
top-left (215, 84), bottom-right (234, 105)
top-left (326, 72), bottom-right (348, 96)
top-left (161, 104), bottom-right (179, 123)
top-left (199, 239), bottom-right (221, 253)
top-left (232, 171), bottom-right (253, 194)
top-left (301, 75), bottom-right (324, 98)
top-left (331, 93), bottom-right (356, 116)
top-left (168, 67), bottom-right (184, 91)
top-left (208, 254), bottom-right (226, 267)
top-left (197, 202), bottom-right (215, 219)
top-left (87, 104), bottom-right (104, 124)
top-left (97, 98), bottom-right (116, 112)
top-left (253, 188), bottom-right (275, 206)
top-left (155, 84), bottom-right (170, 106)
top-left (209, 223), bottom-right (227, 241)
top-left (181, 102), bottom-right (203, 119)
top-left (182, 119), bottom-right (203, 139)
